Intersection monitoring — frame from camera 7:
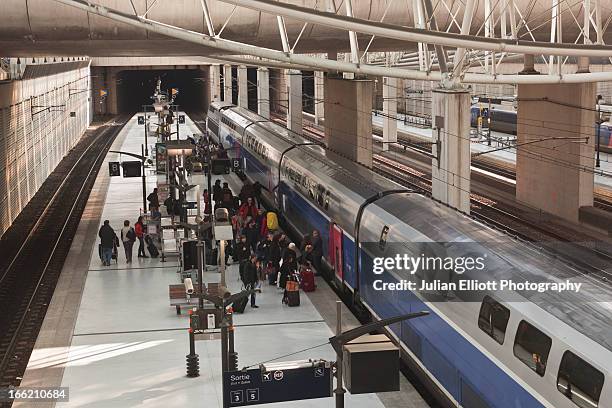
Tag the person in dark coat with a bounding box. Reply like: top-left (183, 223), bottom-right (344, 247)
top-left (212, 180), bottom-right (222, 205)
top-left (282, 242), bottom-right (298, 271)
top-left (245, 220), bottom-right (260, 253)
top-left (310, 229), bottom-right (323, 275)
top-left (147, 188), bottom-right (159, 212)
top-left (299, 244), bottom-right (314, 267)
top-left (278, 253), bottom-right (295, 289)
top-left (252, 181), bottom-right (264, 208)
top-left (243, 255), bottom-right (259, 308)
top-left (234, 235), bottom-right (250, 282)
top-left (98, 220), bottom-right (118, 266)
top-left (262, 233), bottom-right (281, 272)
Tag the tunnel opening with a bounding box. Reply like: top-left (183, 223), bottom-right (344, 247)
top-left (116, 69), bottom-right (207, 114)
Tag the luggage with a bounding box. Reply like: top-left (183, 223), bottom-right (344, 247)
top-left (285, 280), bottom-right (299, 292)
top-left (266, 211), bottom-right (279, 230)
top-left (266, 262), bottom-right (277, 285)
top-left (148, 242), bottom-right (160, 258)
top-left (300, 266), bottom-right (316, 292)
top-left (284, 290), bottom-right (300, 307)
top-left (232, 296), bottom-right (248, 313)
top-left (206, 247), bottom-right (218, 265)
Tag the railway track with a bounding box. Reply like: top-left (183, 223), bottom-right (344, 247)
top-left (0, 116), bottom-right (128, 391)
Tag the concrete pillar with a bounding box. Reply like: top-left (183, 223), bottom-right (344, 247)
top-left (287, 69), bottom-right (303, 135)
top-left (431, 88), bottom-right (471, 214)
top-left (519, 54), bottom-right (539, 75)
top-left (107, 68), bottom-right (118, 115)
top-left (223, 64), bottom-right (232, 102)
top-left (576, 57), bottom-right (590, 73)
top-left (382, 77), bottom-right (398, 152)
top-left (314, 71), bottom-right (325, 125)
top-left (516, 83), bottom-right (595, 222)
top-left (324, 77), bottom-right (373, 168)
top-left (237, 65), bottom-right (248, 108)
top-left (257, 67), bottom-right (270, 119)
top-left (210, 64), bottom-right (221, 102)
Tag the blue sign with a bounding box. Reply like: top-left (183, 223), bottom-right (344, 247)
top-left (223, 362), bottom-right (332, 407)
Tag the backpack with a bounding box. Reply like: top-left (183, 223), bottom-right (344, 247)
top-left (267, 212), bottom-right (279, 230)
top-left (127, 228), bottom-right (136, 242)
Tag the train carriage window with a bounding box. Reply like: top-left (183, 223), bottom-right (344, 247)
top-left (513, 320), bottom-right (552, 377)
top-left (557, 351), bottom-right (604, 408)
top-left (478, 296), bottom-right (510, 345)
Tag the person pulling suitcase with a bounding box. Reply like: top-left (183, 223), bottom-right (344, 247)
top-left (242, 254), bottom-right (259, 309)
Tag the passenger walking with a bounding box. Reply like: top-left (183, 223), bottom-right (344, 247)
top-left (212, 180), bottom-right (223, 205)
top-left (98, 220), bottom-right (118, 266)
top-left (245, 219), bottom-right (259, 253)
top-left (135, 216), bottom-right (148, 258)
top-left (278, 253), bottom-right (296, 289)
top-left (147, 188), bottom-right (160, 212)
top-left (234, 235), bottom-right (251, 282)
top-left (120, 220), bottom-right (136, 263)
top-left (203, 188), bottom-right (212, 215)
top-left (243, 254), bottom-right (259, 308)
top-left (238, 197), bottom-right (258, 222)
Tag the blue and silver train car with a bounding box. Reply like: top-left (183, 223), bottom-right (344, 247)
top-left (207, 102), bottom-right (612, 408)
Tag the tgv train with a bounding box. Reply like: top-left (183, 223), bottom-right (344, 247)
top-left (207, 102), bottom-right (611, 408)
top-left (469, 101), bottom-right (612, 151)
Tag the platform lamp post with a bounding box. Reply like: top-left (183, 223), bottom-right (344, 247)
top-left (329, 303), bottom-right (429, 408)
top-left (596, 95), bottom-right (603, 168)
top-left (109, 148), bottom-right (148, 212)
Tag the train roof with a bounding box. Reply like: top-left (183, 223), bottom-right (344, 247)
top-left (220, 104), bottom-right (612, 353)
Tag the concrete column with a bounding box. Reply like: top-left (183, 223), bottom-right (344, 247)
top-left (576, 56), bottom-right (590, 73)
top-left (287, 69), bottom-right (303, 135)
top-left (314, 71), bottom-right (325, 125)
top-left (210, 64), bottom-right (221, 102)
top-left (237, 65), bottom-right (248, 109)
top-left (324, 77), bottom-right (373, 168)
top-left (382, 77), bottom-right (398, 152)
top-left (516, 83), bottom-right (595, 222)
top-left (519, 54), bottom-right (539, 75)
top-left (223, 64), bottom-right (232, 102)
top-left (257, 67), bottom-right (270, 119)
top-left (431, 88), bottom-right (471, 214)
top-left (107, 68), bottom-right (118, 115)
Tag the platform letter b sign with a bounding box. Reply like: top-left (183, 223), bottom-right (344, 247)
top-left (109, 162), bottom-right (120, 177)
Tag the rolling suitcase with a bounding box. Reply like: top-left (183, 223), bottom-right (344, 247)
top-left (300, 266), bottom-right (316, 292)
top-left (284, 290), bottom-right (300, 307)
top-left (145, 236), bottom-right (159, 258)
top-left (232, 296), bottom-right (248, 313)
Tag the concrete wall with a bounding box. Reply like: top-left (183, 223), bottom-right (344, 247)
top-left (324, 77), bottom-right (373, 168)
top-left (516, 83), bottom-right (595, 222)
top-left (0, 62), bottom-right (91, 237)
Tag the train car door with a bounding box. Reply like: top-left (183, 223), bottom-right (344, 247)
top-left (329, 223), bottom-right (343, 281)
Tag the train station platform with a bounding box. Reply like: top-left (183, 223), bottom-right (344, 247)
top-left (16, 113), bottom-right (428, 408)
top-left (370, 110), bottom-right (612, 190)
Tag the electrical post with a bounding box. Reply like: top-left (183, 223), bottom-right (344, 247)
top-left (197, 240), bottom-right (204, 309)
top-left (596, 95), bottom-right (602, 168)
top-left (143, 105), bottom-right (149, 156)
top-left (334, 301), bottom-right (345, 408)
top-left (141, 144), bottom-right (147, 212)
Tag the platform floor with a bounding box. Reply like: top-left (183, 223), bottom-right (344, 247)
top-left (17, 113), bottom-right (429, 408)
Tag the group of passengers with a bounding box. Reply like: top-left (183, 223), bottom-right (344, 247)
top-left (97, 216), bottom-right (148, 266)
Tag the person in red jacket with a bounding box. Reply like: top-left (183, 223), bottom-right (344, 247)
top-left (238, 197), bottom-right (258, 223)
top-left (135, 216), bottom-right (148, 258)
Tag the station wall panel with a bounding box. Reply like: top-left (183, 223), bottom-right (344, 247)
top-left (0, 64), bottom-right (91, 237)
